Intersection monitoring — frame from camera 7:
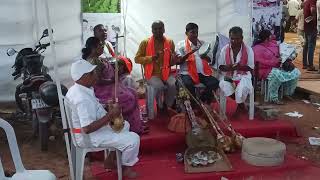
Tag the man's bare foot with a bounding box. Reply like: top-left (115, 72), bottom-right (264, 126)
top-left (123, 166), bottom-right (139, 179)
top-left (232, 103), bottom-right (247, 118)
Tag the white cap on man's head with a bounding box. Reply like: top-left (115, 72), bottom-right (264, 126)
top-left (70, 60), bottom-right (96, 81)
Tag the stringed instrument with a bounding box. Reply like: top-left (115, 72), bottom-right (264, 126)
top-left (178, 88), bottom-right (216, 149)
top-left (176, 77), bottom-right (236, 153)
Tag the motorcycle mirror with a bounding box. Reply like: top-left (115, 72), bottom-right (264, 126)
top-left (41, 29), bottom-right (54, 39)
top-left (7, 48), bottom-right (17, 56)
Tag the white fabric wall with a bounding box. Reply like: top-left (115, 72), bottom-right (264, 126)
top-left (0, 0), bottom-right (82, 102)
top-left (0, 0), bottom-right (251, 102)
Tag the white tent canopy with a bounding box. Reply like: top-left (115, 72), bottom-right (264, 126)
top-left (0, 0), bottom-right (252, 102)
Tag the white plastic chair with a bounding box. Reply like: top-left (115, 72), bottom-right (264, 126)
top-left (219, 87), bottom-right (255, 120)
top-left (0, 118), bottom-right (56, 180)
top-left (141, 65), bottom-right (167, 120)
top-left (145, 84), bottom-right (165, 120)
top-left (61, 96), bottom-right (122, 180)
top-left (261, 79), bottom-right (284, 102)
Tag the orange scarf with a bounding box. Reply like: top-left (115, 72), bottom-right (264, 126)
top-left (105, 42), bottom-right (115, 57)
top-left (185, 38), bottom-right (213, 84)
top-left (145, 36), bottom-right (171, 81)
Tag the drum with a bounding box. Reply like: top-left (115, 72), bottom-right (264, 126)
top-left (241, 137), bottom-right (286, 167)
top-left (198, 42), bottom-right (211, 57)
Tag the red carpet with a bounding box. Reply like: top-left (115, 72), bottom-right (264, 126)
top-left (91, 153), bottom-right (316, 180)
top-left (89, 99), bottom-right (320, 179)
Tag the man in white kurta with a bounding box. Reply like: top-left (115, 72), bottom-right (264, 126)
top-left (218, 26), bottom-right (254, 114)
top-left (66, 60), bottom-right (139, 177)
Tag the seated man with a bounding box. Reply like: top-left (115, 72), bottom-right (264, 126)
top-left (218, 26), bottom-right (254, 115)
top-left (66, 60), bottom-right (139, 178)
top-left (176, 22), bottom-right (219, 104)
top-left (135, 20), bottom-right (176, 111)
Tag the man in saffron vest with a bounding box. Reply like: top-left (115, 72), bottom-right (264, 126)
top-left (176, 23), bottom-right (219, 104)
top-left (218, 26), bottom-right (254, 115)
top-left (135, 21), bottom-right (176, 110)
top-left (94, 24), bottom-right (116, 60)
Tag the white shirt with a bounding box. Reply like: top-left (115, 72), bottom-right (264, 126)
top-left (176, 39), bottom-right (213, 75)
top-left (217, 43), bottom-right (254, 79)
top-left (66, 83), bottom-right (110, 147)
top-left (100, 40), bottom-right (115, 60)
top-left (288, 0), bottom-right (300, 16)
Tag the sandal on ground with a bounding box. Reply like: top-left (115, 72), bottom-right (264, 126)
top-left (283, 95), bottom-right (294, 101)
top-left (307, 66), bottom-right (317, 71)
top-left (271, 100), bottom-right (285, 105)
top-left (123, 168), bottom-right (139, 179)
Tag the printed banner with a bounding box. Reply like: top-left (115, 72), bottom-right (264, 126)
top-left (81, 0), bottom-right (121, 47)
top-left (252, 0), bottom-right (282, 43)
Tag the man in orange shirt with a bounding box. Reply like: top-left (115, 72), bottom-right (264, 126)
top-left (135, 21), bottom-right (176, 111)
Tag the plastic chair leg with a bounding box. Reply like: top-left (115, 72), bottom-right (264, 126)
top-left (219, 90), bottom-right (227, 119)
top-left (0, 158), bottom-right (7, 180)
top-left (146, 85), bottom-right (155, 119)
top-left (249, 91), bottom-right (255, 120)
top-left (116, 150), bottom-right (122, 180)
top-left (264, 80), bottom-right (269, 102)
top-left (75, 148), bottom-right (86, 180)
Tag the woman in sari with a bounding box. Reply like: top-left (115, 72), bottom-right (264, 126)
top-left (82, 37), bottom-right (147, 134)
top-left (253, 30), bottom-right (300, 104)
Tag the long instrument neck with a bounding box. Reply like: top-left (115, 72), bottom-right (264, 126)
top-left (184, 99), bottom-right (199, 129)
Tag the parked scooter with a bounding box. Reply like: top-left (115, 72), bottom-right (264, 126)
top-left (7, 29), bottom-right (67, 151)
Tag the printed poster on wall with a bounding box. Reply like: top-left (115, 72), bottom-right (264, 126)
top-left (81, 0), bottom-right (121, 48)
top-left (252, 0), bottom-right (282, 43)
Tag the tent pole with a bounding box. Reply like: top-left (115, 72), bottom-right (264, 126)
top-left (32, 0), bottom-right (40, 42)
top-left (215, 0), bottom-right (218, 35)
top-left (43, 1), bottom-right (74, 180)
top-left (250, 0), bottom-right (253, 45)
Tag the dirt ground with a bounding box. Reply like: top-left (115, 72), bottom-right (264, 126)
top-left (0, 104), bottom-right (93, 179)
top-left (1, 33), bottom-right (320, 180)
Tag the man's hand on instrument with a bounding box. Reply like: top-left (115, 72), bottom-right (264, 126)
top-left (108, 103), bottom-right (121, 119)
top-left (171, 52), bottom-right (181, 65)
top-left (200, 54), bottom-right (211, 62)
top-left (232, 63), bottom-right (239, 71)
top-left (182, 47), bottom-right (199, 61)
top-left (152, 51), bottom-right (162, 61)
top-left (222, 64), bottom-right (234, 71)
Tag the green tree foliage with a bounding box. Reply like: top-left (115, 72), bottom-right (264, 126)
top-left (81, 0), bottom-right (120, 13)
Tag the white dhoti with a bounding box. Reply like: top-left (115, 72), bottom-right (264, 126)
top-left (97, 121), bottom-right (140, 166)
top-left (147, 75), bottom-right (176, 107)
top-left (219, 74), bottom-right (253, 104)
